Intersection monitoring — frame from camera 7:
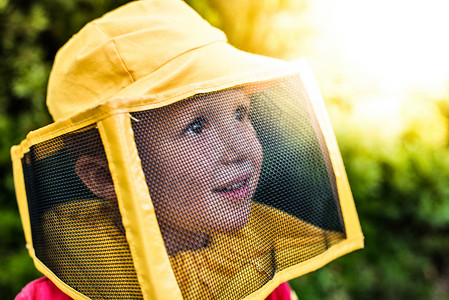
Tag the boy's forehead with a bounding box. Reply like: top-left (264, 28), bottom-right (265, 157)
top-left (179, 88), bottom-right (250, 112)
top-left (137, 88), bottom-right (251, 127)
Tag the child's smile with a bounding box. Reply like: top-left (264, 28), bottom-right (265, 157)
top-left (213, 173), bottom-right (252, 201)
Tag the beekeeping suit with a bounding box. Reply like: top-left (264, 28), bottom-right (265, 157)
top-left (11, 0), bottom-right (363, 299)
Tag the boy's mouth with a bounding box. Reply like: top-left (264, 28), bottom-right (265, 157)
top-left (214, 174), bottom-right (251, 201)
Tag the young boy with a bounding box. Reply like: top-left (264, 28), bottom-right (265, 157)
top-left (13, 0), bottom-right (361, 299)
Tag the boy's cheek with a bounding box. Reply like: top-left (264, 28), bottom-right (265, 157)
top-left (248, 132), bottom-right (264, 171)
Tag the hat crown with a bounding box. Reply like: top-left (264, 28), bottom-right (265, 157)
top-left (47, 0), bottom-right (226, 121)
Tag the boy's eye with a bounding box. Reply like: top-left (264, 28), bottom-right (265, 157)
top-left (235, 105), bottom-right (248, 122)
top-left (184, 117), bottom-right (207, 135)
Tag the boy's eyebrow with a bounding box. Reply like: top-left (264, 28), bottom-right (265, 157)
top-left (188, 107), bottom-right (214, 121)
top-left (183, 97), bottom-right (215, 117)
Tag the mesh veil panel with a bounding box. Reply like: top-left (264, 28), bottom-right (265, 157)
top-left (131, 75), bottom-right (346, 299)
top-left (22, 125), bottom-right (142, 299)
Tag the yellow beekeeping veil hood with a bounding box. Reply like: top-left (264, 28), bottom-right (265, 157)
top-left (11, 0), bottom-right (364, 299)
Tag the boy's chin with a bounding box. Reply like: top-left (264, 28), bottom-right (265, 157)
top-left (209, 207), bottom-right (252, 234)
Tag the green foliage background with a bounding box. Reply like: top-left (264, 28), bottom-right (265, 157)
top-left (1, 0), bottom-right (448, 299)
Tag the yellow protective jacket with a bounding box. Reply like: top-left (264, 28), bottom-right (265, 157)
top-left (40, 199), bottom-right (343, 299)
top-left (170, 202), bottom-right (344, 299)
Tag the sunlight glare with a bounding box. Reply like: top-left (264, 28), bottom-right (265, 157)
top-left (309, 0), bottom-right (449, 94)
top-left (302, 0), bottom-right (449, 139)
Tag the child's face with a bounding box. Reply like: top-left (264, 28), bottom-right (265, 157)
top-left (138, 89), bottom-right (263, 240)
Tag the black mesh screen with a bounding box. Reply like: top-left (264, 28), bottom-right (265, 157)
top-left (22, 125), bottom-right (142, 299)
top-left (131, 75), bottom-right (346, 299)
top-left (250, 77), bottom-right (344, 232)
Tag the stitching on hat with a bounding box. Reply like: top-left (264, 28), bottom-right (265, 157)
top-left (151, 40), bottom-right (226, 75)
top-left (111, 39), bottom-right (136, 83)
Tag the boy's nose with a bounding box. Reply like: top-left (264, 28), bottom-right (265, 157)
top-left (217, 128), bottom-right (248, 166)
top-left (219, 146), bottom-right (247, 165)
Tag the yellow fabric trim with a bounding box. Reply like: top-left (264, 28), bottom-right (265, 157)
top-left (98, 114), bottom-right (182, 300)
top-left (296, 58), bottom-right (364, 240)
top-left (11, 147), bottom-right (33, 255)
top-left (168, 202), bottom-right (347, 299)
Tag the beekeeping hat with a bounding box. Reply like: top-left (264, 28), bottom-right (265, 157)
top-left (11, 0), bottom-right (364, 299)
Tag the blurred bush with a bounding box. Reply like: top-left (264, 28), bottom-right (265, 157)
top-left (0, 1), bottom-right (128, 298)
top-left (289, 98), bottom-right (449, 299)
top-left (1, 0), bottom-right (448, 299)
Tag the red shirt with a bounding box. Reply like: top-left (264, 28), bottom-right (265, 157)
top-left (16, 277), bottom-right (293, 299)
top-left (15, 277), bottom-right (71, 300)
